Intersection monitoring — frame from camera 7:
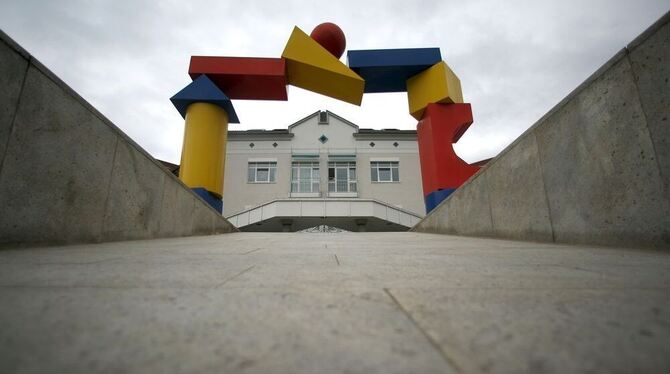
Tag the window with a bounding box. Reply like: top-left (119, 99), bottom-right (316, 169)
top-left (371, 161), bottom-right (399, 182)
top-left (291, 162), bottom-right (320, 193)
top-left (247, 162), bottom-right (277, 183)
top-left (328, 162), bottom-right (357, 193)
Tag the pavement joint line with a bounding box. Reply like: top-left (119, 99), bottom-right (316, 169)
top-left (544, 264), bottom-right (608, 276)
top-left (242, 248), bottom-right (263, 255)
top-left (0, 283), bottom-right (669, 291)
top-left (381, 286), bottom-right (670, 291)
top-left (383, 287), bottom-right (465, 373)
top-left (215, 265), bottom-right (256, 288)
top-left (334, 254), bottom-right (340, 266)
top-left (23, 257), bottom-right (124, 266)
top-left (0, 284), bottom-right (205, 290)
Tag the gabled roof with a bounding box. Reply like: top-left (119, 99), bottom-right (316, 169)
top-left (288, 110), bottom-right (359, 131)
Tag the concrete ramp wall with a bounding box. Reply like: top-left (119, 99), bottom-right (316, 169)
top-left (0, 30), bottom-right (236, 247)
top-left (413, 12), bottom-right (670, 249)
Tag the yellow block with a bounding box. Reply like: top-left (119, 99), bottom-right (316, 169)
top-left (179, 102), bottom-right (229, 198)
top-left (282, 26), bottom-right (365, 105)
top-left (406, 61), bottom-right (463, 120)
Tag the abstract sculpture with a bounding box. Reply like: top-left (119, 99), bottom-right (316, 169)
top-left (171, 22), bottom-right (480, 214)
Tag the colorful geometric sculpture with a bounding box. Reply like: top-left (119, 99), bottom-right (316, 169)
top-left (188, 56), bottom-right (288, 101)
top-left (310, 22), bottom-right (346, 59)
top-left (172, 22), bottom-right (479, 215)
top-left (282, 26), bottom-right (364, 105)
top-left (170, 74), bottom-right (240, 123)
top-left (417, 103), bottom-right (480, 212)
top-left (347, 48), bottom-right (441, 93)
top-left (407, 61), bottom-right (463, 120)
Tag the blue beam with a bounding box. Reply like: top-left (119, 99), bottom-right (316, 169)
top-left (347, 48), bottom-right (442, 93)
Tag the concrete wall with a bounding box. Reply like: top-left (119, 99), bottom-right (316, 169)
top-left (0, 30), bottom-right (236, 248)
top-left (413, 12), bottom-right (670, 249)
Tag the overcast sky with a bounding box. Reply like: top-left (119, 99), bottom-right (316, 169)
top-left (1, 0), bottom-right (668, 163)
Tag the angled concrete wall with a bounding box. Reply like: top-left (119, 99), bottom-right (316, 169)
top-left (413, 12), bottom-right (670, 249)
top-left (0, 30), bottom-right (236, 248)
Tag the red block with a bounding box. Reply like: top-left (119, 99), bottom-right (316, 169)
top-left (189, 56), bottom-right (288, 100)
top-left (417, 103), bottom-right (480, 197)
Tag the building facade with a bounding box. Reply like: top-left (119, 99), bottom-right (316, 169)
top-left (223, 110), bottom-right (424, 231)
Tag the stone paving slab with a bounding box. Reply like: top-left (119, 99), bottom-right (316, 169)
top-left (390, 288), bottom-right (670, 373)
top-left (1, 232), bottom-right (669, 373)
top-left (0, 287), bottom-right (449, 374)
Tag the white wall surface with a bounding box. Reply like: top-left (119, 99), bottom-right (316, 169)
top-left (223, 112), bottom-right (425, 216)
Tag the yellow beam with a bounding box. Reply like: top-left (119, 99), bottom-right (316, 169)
top-left (282, 26), bottom-right (365, 105)
top-left (179, 102), bottom-right (229, 198)
top-left (406, 61), bottom-right (463, 120)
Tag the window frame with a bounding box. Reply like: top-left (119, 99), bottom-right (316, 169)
top-left (247, 161), bottom-right (277, 184)
top-left (370, 161), bottom-right (400, 183)
top-left (291, 161), bottom-right (320, 193)
top-left (328, 161), bottom-right (357, 193)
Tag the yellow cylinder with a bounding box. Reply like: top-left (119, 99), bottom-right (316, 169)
top-left (179, 102), bottom-right (229, 198)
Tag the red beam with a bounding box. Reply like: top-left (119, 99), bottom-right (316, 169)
top-left (189, 56), bottom-right (288, 100)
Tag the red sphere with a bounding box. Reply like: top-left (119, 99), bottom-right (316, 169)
top-left (310, 22), bottom-right (346, 58)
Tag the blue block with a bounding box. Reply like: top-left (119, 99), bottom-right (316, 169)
top-left (192, 187), bottom-right (223, 213)
top-left (347, 48), bottom-right (442, 93)
top-left (424, 188), bottom-right (455, 214)
top-left (170, 74), bottom-right (240, 123)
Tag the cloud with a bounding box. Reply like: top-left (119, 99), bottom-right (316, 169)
top-left (1, 0), bottom-right (668, 163)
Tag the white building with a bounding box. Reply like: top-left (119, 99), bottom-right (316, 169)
top-left (223, 110), bottom-right (424, 231)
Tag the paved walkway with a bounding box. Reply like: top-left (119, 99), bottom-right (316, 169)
top-left (1, 232), bottom-right (669, 373)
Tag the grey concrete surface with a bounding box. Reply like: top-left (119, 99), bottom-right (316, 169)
top-left (102, 140), bottom-right (167, 241)
top-left (0, 64), bottom-right (118, 244)
top-left (0, 232), bottom-right (668, 373)
top-left (157, 180), bottom-right (196, 237)
top-left (414, 12), bottom-right (670, 249)
top-left (487, 134), bottom-right (553, 242)
top-left (0, 30), bottom-right (236, 247)
top-left (536, 55), bottom-right (667, 247)
top-left (429, 173), bottom-right (494, 238)
top-left (0, 35), bottom-right (28, 170)
top-left (628, 12), bottom-right (670, 199)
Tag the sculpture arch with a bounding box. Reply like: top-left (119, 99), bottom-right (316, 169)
top-left (171, 23), bottom-right (479, 214)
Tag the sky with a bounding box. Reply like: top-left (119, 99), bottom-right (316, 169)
top-left (1, 0), bottom-right (668, 164)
